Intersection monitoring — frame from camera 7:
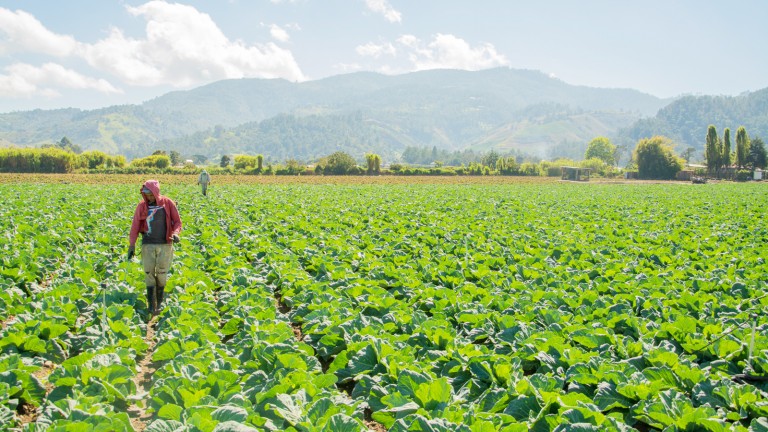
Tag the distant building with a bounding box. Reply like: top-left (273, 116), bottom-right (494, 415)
top-left (676, 170), bottom-right (693, 181)
top-left (561, 166), bottom-right (591, 181)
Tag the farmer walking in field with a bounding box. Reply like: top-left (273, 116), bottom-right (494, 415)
top-left (127, 180), bottom-right (182, 315)
top-left (198, 169), bottom-right (211, 196)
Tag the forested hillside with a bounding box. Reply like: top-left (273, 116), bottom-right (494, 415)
top-left (616, 88), bottom-right (768, 158)
top-left (0, 68), bottom-right (666, 162)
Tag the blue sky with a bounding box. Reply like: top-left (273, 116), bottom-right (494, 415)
top-left (1, 0), bottom-right (766, 113)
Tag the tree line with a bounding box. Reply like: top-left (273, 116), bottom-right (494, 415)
top-left (0, 138), bottom-right (126, 173)
top-left (1, 128), bottom-right (766, 180)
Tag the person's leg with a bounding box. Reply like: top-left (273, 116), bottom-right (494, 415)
top-left (142, 244), bottom-right (158, 313)
top-left (202, 183), bottom-right (208, 196)
top-left (154, 244), bottom-right (174, 310)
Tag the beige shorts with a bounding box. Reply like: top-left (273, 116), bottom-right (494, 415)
top-left (141, 243), bottom-right (174, 288)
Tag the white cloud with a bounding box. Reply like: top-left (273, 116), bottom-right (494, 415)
top-left (270, 24), bottom-right (290, 43)
top-left (397, 33), bottom-right (509, 71)
top-left (356, 42), bottom-right (396, 59)
top-left (0, 7), bottom-right (79, 56)
top-left (0, 62), bottom-right (121, 98)
top-left (396, 35), bottom-right (418, 48)
top-left (0, 1), bottom-right (306, 101)
top-left (364, 0), bottom-right (402, 23)
top-left (78, 1), bottom-right (305, 87)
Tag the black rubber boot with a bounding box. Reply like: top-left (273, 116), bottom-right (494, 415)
top-left (156, 286), bottom-right (166, 312)
top-left (146, 286), bottom-right (157, 315)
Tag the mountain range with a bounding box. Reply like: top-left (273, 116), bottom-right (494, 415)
top-left (0, 67), bottom-right (765, 164)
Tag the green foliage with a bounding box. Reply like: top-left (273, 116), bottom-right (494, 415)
top-left (220, 155), bottom-right (231, 168)
top-left (365, 153), bottom-right (382, 175)
top-left (40, 136), bottom-right (82, 154)
top-left (2, 181), bottom-right (768, 430)
top-left (545, 156), bottom-right (615, 178)
top-left (496, 157), bottom-right (519, 175)
top-left (321, 151), bottom-right (358, 175)
top-left (584, 136), bottom-right (616, 165)
top-left (169, 150), bottom-right (182, 166)
top-left (681, 146), bottom-right (697, 162)
top-left (735, 170), bottom-right (752, 181)
top-left (77, 151), bottom-right (126, 170)
top-left (634, 136), bottom-right (684, 179)
top-left (0, 147), bottom-right (77, 173)
top-left (736, 126), bottom-right (750, 169)
top-left (279, 159), bottom-right (305, 175)
top-left (748, 137), bottom-right (767, 169)
top-left (401, 146), bottom-right (534, 168)
top-left (480, 150), bottom-right (501, 168)
top-left (538, 158), bottom-right (575, 177)
top-left (130, 154), bottom-right (171, 169)
top-left (518, 162), bottom-right (540, 176)
top-left (705, 125), bottom-right (721, 174)
top-left (580, 157), bottom-right (609, 176)
top-left (233, 155), bottom-right (260, 171)
top-left (723, 128), bottom-right (732, 168)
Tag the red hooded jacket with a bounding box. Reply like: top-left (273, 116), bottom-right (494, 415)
top-left (129, 180), bottom-right (182, 247)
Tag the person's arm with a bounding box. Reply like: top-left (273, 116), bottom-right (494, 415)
top-left (169, 201), bottom-right (182, 236)
top-left (128, 204), bottom-right (143, 247)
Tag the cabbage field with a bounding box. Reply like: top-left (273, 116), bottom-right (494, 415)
top-left (1, 178), bottom-right (767, 431)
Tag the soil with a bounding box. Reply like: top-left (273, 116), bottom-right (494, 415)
top-left (273, 287), bottom-right (291, 315)
top-left (18, 360), bottom-right (57, 426)
top-left (17, 402), bottom-right (37, 424)
top-left (291, 322), bottom-right (303, 340)
top-left (128, 315), bottom-right (160, 431)
top-left (1, 315), bottom-right (13, 330)
top-left (31, 361), bottom-right (56, 394)
top-left (364, 408), bottom-right (388, 432)
top-left (365, 420), bottom-right (389, 432)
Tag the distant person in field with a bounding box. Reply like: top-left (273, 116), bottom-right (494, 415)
top-left (198, 169), bottom-right (211, 196)
top-left (127, 180), bottom-right (182, 315)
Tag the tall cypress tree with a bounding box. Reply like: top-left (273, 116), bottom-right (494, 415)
top-left (705, 125), bottom-right (719, 175)
top-left (736, 126), bottom-right (750, 169)
top-left (723, 128), bottom-right (732, 170)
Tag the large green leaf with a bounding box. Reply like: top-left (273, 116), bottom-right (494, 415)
top-left (268, 392), bottom-right (307, 425)
top-left (414, 377), bottom-right (452, 411)
top-left (144, 419), bottom-right (187, 432)
top-left (212, 405), bottom-right (248, 423)
top-left (321, 414), bottom-right (364, 432)
top-left (157, 404), bottom-right (184, 421)
top-left (504, 394), bottom-right (541, 421)
top-left (593, 382), bottom-right (634, 411)
top-left (211, 421), bottom-right (261, 432)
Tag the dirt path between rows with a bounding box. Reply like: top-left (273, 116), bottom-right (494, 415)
top-left (128, 315), bottom-right (160, 431)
